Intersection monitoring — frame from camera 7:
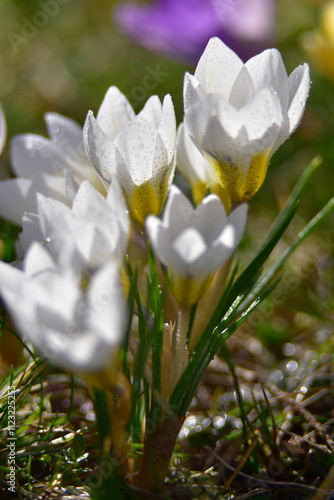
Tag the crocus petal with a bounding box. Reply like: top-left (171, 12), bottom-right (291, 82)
top-left (190, 194), bottom-right (227, 243)
top-left (45, 112), bottom-right (84, 157)
top-left (106, 179), bottom-right (130, 248)
top-left (139, 95), bottom-right (163, 128)
top-left (272, 63), bottom-right (310, 154)
top-left (172, 228), bottom-right (207, 265)
top-left (0, 260), bottom-right (24, 293)
top-left (0, 179), bottom-right (36, 226)
top-left (176, 124), bottom-right (218, 205)
top-left (199, 203), bottom-right (247, 275)
top-left (87, 260), bottom-right (126, 343)
top-left (71, 182), bottom-right (126, 265)
top-left (83, 111), bottom-right (116, 182)
top-left (115, 116), bottom-right (168, 186)
top-left (176, 123), bottom-right (207, 184)
top-left (245, 48), bottom-right (289, 113)
top-left (54, 332), bottom-right (114, 372)
top-left (287, 64), bottom-right (311, 132)
top-left (186, 95), bottom-right (249, 168)
top-left (44, 112), bottom-right (102, 187)
top-left (24, 242), bottom-right (57, 278)
top-left (229, 66), bottom-right (255, 110)
top-left (145, 214), bottom-right (171, 266)
top-left (65, 171), bottom-right (80, 202)
top-left (195, 37), bottom-right (244, 98)
top-left (239, 88), bottom-right (282, 143)
top-left (215, 203), bottom-right (248, 252)
top-left (169, 228), bottom-right (209, 283)
top-left (183, 73), bottom-right (206, 112)
top-left (37, 194), bottom-right (77, 268)
top-left (11, 135), bottom-right (69, 202)
top-left (11, 134), bottom-right (67, 178)
top-left (97, 86), bottom-right (136, 139)
top-left (158, 94), bottom-right (177, 164)
top-left (38, 193), bottom-right (72, 237)
top-left (16, 213), bottom-right (43, 259)
top-left (72, 180), bottom-right (107, 220)
top-left (163, 185), bottom-right (194, 239)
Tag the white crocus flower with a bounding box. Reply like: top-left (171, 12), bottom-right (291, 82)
top-left (145, 185), bottom-right (247, 306)
top-left (184, 37), bottom-right (310, 210)
top-left (84, 86), bottom-right (176, 226)
top-left (0, 113), bottom-right (105, 226)
top-left (176, 123), bottom-right (229, 207)
top-left (15, 213), bottom-right (44, 260)
top-left (0, 242), bottom-right (126, 381)
top-left (0, 104), bottom-right (7, 156)
top-left (37, 180), bottom-right (129, 273)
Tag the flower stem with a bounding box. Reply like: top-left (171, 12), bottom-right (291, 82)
top-left (189, 259), bottom-right (232, 353)
top-left (135, 413), bottom-right (185, 491)
top-left (172, 304), bottom-right (191, 389)
top-left (134, 307), bottom-right (191, 491)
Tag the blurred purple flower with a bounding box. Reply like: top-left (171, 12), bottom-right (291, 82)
top-left (113, 0), bottom-right (276, 63)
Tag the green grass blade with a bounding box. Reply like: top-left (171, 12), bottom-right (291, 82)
top-left (126, 259), bottom-right (149, 424)
top-left (93, 389), bottom-right (110, 453)
top-left (122, 257), bottom-right (137, 380)
top-left (228, 206), bottom-right (297, 302)
top-left (148, 245), bottom-right (165, 399)
top-left (241, 195), bottom-right (334, 312)
top-left (220, 343), bottom-right (248, 440)
top-left (256, 156), bottom-right (322, 254)
top-left (173, 281), bottom-right (279, 415)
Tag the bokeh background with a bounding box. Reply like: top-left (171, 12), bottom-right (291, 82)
top-left (0, 2), bottom-right (334, 495)
top-left (0, 0), bottom-right (332, 208)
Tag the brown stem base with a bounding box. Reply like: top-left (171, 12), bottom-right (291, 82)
top-left (135, 414), bottom-right (185, 492)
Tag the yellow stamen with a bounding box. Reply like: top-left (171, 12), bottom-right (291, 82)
top-left (239, 150), bottom-right (271, 203)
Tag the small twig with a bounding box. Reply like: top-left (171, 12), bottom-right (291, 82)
top-left (276, 426), bottom-right (332, 455)
top-left (311, 464), bottom-right (334, 500)
top-left (206, 446), bottom-right (333, 494)
top-left (224, 437), bottom-right (258, 489)
top-left (233, 489), bottom-right (276, 500)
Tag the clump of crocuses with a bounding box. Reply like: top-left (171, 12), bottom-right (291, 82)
top-left (0, 38), bottom-right (310, 493)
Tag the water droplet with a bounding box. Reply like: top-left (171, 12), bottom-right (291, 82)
top-left (283, 343), bottom-right (296, 356)
top-left (287, 360), bottom-right (298, 371)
